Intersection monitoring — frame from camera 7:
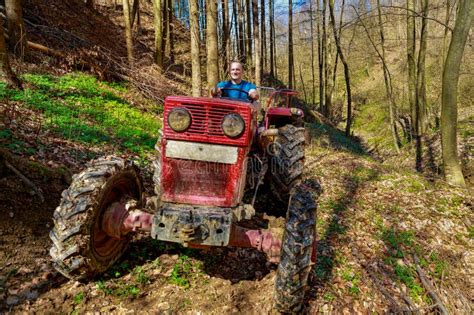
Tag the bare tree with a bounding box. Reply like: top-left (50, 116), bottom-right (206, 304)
top-left (269, 0), bottom-right (275, 77)
top-left (252, 0), bottom-right (261, 87)
top-left (167, 0), bottom-right (174, 64)
top-left (189, 0), bottom-right (202, 96)
top-left (309, 0), bottom-right (316, 105)
top-left (260, 0), bottom-right (266, 73)
top-left (122, 0), bottom-right (134, 66)
top-left (5, 0), bottom-right (28, 59)
top-left (415, 0), bottom-right (429, 170)
top-left (221, 0), bottom-right (230, 75)
top-left (206, 0), bottom-right (219, 89)
top-left (407, 0), bottom-right (416, 136)
top-left (0, 20), bottom-right (21, 89)
top-left (329, 0), bottom-right (352, 136)
top-left (317, 0), bottom-right (324, 111)
top-left (152, 0), bottom-right (163, 67)
top-left (245, 0), bottom-right (252, 72)
top-left (441, 0), bottom-right (472, 187)
top-left (288, 0), bottom-right (294, 89)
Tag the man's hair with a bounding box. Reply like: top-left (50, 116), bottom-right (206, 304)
top-left (229, 61), bottom-right (245, 71)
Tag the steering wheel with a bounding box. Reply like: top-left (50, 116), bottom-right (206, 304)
top-left (219, 87), bottom-right (252, 102)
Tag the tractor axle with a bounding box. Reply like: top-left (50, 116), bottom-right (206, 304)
top-left (101, 200), bottom-right (282, 262)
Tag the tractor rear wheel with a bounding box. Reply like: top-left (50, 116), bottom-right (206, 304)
top-left (274, 183), bottom-right (316, 313)
top-left (270, 124), bottom-right (305, 205)
top-left (49, 156), bottom-right (142, 280)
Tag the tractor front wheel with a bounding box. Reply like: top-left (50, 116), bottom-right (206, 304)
top-left (273, 183), bottom-right (317, 313)
top-left (49, 156), bottom-right (143, 280)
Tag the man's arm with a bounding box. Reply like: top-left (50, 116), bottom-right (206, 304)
top-left (247, 82), bottom-right (259, 100)
top-left (248, 88), bottom-right (259, 100)
top-left (211, 81), bottom-right (225, 97)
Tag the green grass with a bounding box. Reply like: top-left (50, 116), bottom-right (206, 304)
top-left (73, 292), bottom-right (85, 305)
top-left (169, 255), bottom-right (193, 288)
top-left (0, 73), bottom-right (160, 154)
top-left (352, 101), bottom-right (399, 150)
top-left (380, 228), bottom-right (414, 259)
top-left (308, 122), bottom-right (367, 155)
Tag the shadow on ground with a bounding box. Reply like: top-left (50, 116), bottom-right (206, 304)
top-left (306, 164), bottom-right (379, 309)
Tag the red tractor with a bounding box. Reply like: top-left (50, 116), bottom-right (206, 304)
top-left (49, 89), bottom-right (318, 313)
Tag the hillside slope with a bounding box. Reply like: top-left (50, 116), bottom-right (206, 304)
top-left (1, 82), bottom-right (472, 312)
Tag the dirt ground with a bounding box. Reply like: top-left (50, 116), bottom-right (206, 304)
top-left (1, 139), bottom-right (472, 314)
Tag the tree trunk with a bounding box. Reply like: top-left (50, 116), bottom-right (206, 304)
top-left (317, 0), bottom-right (324, 112)
top-left (245, 0), bottom-right (252, 72)
top-left (415, 0), bottom-right (429, 171)
top-left (261, 0), bottom-right (266, 73)
top-left (288, 0), bottom-right (294, 89)
top-left (325, 31), bottom-right (333, 117)
top-left (122, 0), bottom-right (134, 66)
top-left (237, 0), bottom-right (244, 62)
top-left (5, 0), bottom-right (28, 59)
top-left (309, 0), bottom-right (316, 105)
top-left (407, 0), bottom-right (416, 137)
top-left (189, 0), bottom-right (202, 96)
top-left (168, 0), bottom-right (174, 64)
top-left (375, 1), bottom-right (401, 153)
top-left (272, 0), bottom-right (277, 78)
top-left (0, 23), bottom-right (21, 89)
top-left (152, 0), bottom-right (163, 67)
top-left (199, 0), bottom-right (206, 42)
top-left (269, 0), bottom-right (275, 77)
top-left (322, 0), bottom-right (330, 115)
top-left (299, 63), bottom-right (307, 102)
top-left (221, 0), bottom-right (230, 75)
top-left (252, 0), bottom-right (261, 87)
top-left (331, 0), bottom-right (344, 97)
top-left (161, 0), bottom-right (168, 59)
top-left (328, 0), bottom-right (352, 136)
top-left (441, 0), bottom-right (471, 187)
top-left (442, 0), bottom-right (451, 65)
top-left (206, 0), bottom-right (219, 89)
top-left (130, 0), bottom-right (139, 29)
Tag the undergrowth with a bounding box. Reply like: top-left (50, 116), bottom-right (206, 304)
top-left (0, 73), bottom-right (160, 155)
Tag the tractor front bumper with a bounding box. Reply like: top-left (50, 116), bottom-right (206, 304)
top-left (151, 204), bottom-right (233, 247)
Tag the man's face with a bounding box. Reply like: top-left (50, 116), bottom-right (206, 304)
top-left (230, 63), bottom-right (243, 82)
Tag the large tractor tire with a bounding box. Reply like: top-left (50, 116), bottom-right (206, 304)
top-left (274, 183), bottom-right (317, 313)
top-left (49, 156), bottom-right (143, 280)
top-left (270, 124), bottom-right (305, 205)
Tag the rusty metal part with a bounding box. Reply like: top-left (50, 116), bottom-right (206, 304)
top-left (102, 199), bottom-right (153, 239)
top-left (229, 225), bottom-right (282, 263)
top-left (232, 204), bottom-right (255, 221)
top-left (259, 128), bottom-right (279, 137)
top-left (151, 203), bottom-right (232, 246)
top-left (251, 156), bottom-right (268, 207)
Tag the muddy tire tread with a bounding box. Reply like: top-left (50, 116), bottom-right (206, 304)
top-left (270, 125), bottom-right (305, 205)
top-left (274, 185), bottom-right (316, 313)
top-left (49, 157), bottom-right (141, 280)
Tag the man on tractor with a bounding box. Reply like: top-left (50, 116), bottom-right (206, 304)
top-left (211, 61), bottom-right (259, 101)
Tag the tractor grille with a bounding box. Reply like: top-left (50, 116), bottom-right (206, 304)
top-left (164, 100), bottom-right (251, 146)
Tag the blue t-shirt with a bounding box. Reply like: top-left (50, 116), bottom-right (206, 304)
top-left (216, 80), bottom-right (256, 101)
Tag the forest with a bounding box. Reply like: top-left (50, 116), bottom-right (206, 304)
top-left (0, 0), bottom-right (472, 313)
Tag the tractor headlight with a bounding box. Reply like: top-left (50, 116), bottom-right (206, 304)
top-left (168, 108), bottom-right (191, 132)
top-left (222, 113), bottom-right (245, 138)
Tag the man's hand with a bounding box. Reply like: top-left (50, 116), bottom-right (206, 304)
top-left (210, 86), bottom-right (222, 97)
top-left (248, 89), bottom-right (259, 100)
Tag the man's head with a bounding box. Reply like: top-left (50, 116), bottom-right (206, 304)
top-left (229, 61), bottom-right (243, 84)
